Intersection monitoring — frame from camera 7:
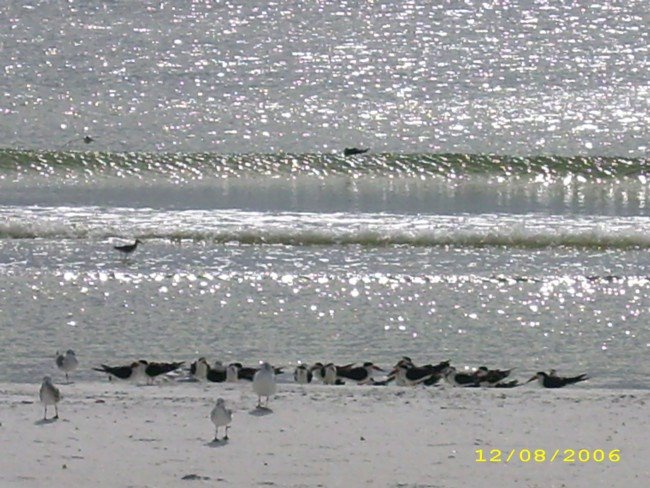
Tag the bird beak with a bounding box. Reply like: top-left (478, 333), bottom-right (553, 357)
top-left (526, 375), bottom-right (537, 383)
top-left (373, 366), bottom-right (384, 372)
top-left (388, 368), bottom-right (397, 376)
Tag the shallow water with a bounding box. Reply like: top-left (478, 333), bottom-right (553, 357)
top-left (0, 1), bottom-right (648, 387)
top-left (1, 226), bottom-right (648, 388)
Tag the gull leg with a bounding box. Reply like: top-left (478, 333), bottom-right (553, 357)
top-left (213, 427), bottom-right (219, 442)
top-left (224, 425), bottom-right (229, 440)
top-left (43, 406), bottom-right (47, 420)
top-left (54, 404), bottom-right (59, 419)
top-left (257, 396), bottom-right (262, 408)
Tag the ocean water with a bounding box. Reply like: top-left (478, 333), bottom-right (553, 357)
top-left (0, 1), bottom-right (648, 387)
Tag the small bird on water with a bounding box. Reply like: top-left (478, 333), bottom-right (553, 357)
top-left (210, 398), bottom-right (232, 441)
top-left (113, 239), bottom-right (142, 260)
top-left (39, 376), bottom-right (61, 420)
top-left (253, 362), bottom-right (276, 409)
top-left (55, 349), bottom-right (79, 383)
top-left (343, 147), bottom-right (369, 157)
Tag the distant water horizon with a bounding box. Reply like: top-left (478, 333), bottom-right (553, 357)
top-left (0, 0), bottom-right (647, 156)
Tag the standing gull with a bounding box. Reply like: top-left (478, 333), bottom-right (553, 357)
top-left (210, 398), bottom-right (232, 441)
top-left (252, 362), bottom-right (276, 408)
top-left (55, 349), bottom-right (78, 383)
top-left (39, 376), bottom-right (61, 420)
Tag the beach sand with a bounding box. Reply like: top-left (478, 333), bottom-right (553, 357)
top-left (0, 380), bottom-right (647, 487)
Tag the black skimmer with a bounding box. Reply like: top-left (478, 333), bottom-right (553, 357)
top-left (475, 366), bottom-right (513, 386)
top-left (310, 362), bottom-right (353, 385)
top-left (526, 371), bottom-right (588, 388)
top-left (391, 358), bottom-right (414, 386)
top-left (294, 364), bottom-right (313, 384)
top-left (231, 362), bottom-right (256, 381)
top-left (83, 135), bottom-right (94, 144)
top-left (337, 362), bottom-right (384, 384)
top-left (93, 361), bottom-right (147, 382)
top-left (442, 366), bottom-right (481, 387)
top-left (309, 362), bottom-right (329, 383)
top-left (421, 361), bottom-right (451, 386)
top-left (323, 363), bottom-right (338, 385)
top-left (113, 239), bottom-right (142, 259)
top-left (343, 147), bottom-right (369, 157)
top-left (188, 359), bottom-right (227, 382)
top-left (39, 376), bottom-right (61, 420)
top-left (142, 360), bottom-right (184, 384)
top-left (205, 361), bottom-right (227, 383)
top-left (210, 398), bottom-right (232, 441)
top-left (391, 359), bottom-right (449, 386)
top-left (391, 360), bottom-right (432, 386)
top-left (226, 363), bottom-right (240, 382)
top-left (230, 363), bottom-right (284, 382)
top-left (253, 362), bottom-right (277, 408)
top-left (55, 349), bottom-right (78, 382)
top-left (190, 357), bottom-right (210, 380)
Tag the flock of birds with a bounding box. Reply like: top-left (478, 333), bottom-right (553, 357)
top-left (40, 350), bottom-right (588, 441)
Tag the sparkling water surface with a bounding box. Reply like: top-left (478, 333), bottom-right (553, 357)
top-left (1, 0), bottom-right (647, 155)
top-left (0, 1), bottom-right (648, 387)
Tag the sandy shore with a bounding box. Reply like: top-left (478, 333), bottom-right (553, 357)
top-left (0, 380), bottom-right (648, 487)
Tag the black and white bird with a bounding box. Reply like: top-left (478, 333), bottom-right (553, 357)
top-left (142, 360), bottom-right (184, 384)
top-left (93, 361), bottom-right (148, 382)
top-left (253, 362), bottom-right (277, 408)
top-left (190, 357), bottom-right (211, 381)
top-left (442, 366), bottom-right (481, 387)
top-left (190, 359), bottom-right (231, 382)
top-left (113, 239), bottom-right (142, 260)
top-left (39, 376), bottom-right (61, 420)
top-left (55, 349), bottom-right (79, 383)
top-left (293, 364), bottom-right (313, 384)
top-left (526, 371), bottom-right (588, 388)
top-left (229, 362), bottom-right (284, 382)
top-left (312, 362), bottom-right (340, 384)
top-left (391, 360), bottom-right (442, 386)
top-left (336, 362), bottom-right (384, 384)
top-left (475, 366), bottom-right (513, 386)
top-left (323, 363), bottom-right (338, 384)
top-left (226, 363), bottom-right (240, 382)
top-left (310, 362), bottom-right (353, 385)
top-left (231, 362), bottom-right (257, 381)
top-left (210, 398), bottom-right (232, 442)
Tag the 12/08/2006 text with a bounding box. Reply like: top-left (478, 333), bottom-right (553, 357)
top-left (475, 448), bottom-right (620, 464)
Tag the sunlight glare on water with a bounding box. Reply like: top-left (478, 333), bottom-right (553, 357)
top-left (0, 0), bottom-right (646, 155)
